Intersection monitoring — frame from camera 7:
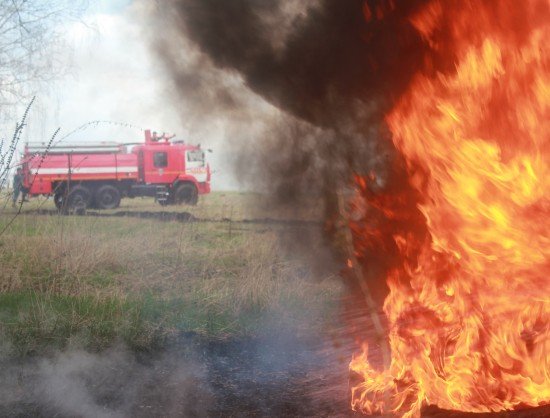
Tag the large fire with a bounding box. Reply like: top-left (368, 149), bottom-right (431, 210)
top-left (349, 1), bottom-right (549, 417)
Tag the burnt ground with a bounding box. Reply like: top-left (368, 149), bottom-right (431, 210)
top-left (27, 208), bottom-right (322, 228)
top-left (1, 325), bottom-right (549, 418)
top-left (0, 327), bottom-right (352, 418)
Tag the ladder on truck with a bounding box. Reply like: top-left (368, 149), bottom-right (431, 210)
top-left (155, 185), bottom-right (170, 205)
top-left (26, 142), bottom-right (124, 155)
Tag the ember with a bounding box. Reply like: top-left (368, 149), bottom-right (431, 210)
top-left (349, 0), bottom-right (549, 417)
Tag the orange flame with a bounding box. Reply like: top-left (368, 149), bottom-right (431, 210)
top-left (350, 1), bottom-right (549, 416)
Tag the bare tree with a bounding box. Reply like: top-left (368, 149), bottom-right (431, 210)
top-left (0, 0), bottom-right (88, 113)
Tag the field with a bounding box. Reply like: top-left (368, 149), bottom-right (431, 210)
top-left (3, 193), bottom-right (548, 418)
top-left (0, 191), bottom-right (343, 357)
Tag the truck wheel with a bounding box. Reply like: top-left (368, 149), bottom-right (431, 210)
top-left (95, 185), bottom-right (121, 210)
top-left (65, 186), bottom-right (91, 214)
top-left (174, 183), bottom-right (198, 206)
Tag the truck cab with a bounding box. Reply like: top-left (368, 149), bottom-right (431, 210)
top-left (133, 130), bottom-right (210, 204)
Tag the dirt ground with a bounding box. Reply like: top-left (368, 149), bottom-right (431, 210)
top-left (2, 315), bottom-right (548, 418)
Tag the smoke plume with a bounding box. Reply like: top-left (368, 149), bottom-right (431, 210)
top-left (151, 0), bottom-right (433, 203)
top-left (146, 0), bottom-right (439, 307)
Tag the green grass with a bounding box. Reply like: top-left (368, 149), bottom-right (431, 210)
top-left (0, 292), bottom-right (146, 355)
top-left (0, 192), bottom-right (342, 357)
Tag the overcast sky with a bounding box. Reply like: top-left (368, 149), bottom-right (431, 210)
top-left (6, 0), bottom-right (280, 190)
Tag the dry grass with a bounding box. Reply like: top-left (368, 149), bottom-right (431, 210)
top-left (0, 192), bottom-right (341, 355)
top-left (13, 190), bottom-right (324, 221)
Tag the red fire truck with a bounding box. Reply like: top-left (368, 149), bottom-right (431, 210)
top-left (22, 130), bottom-right (211, 212)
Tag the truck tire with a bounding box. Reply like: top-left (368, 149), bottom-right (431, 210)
top-left (174, 183), bottom-right (198, 206)
top-left (65, 186), bottom-right (91, 214)
top-left (95, 185), bottom-right (121, 210)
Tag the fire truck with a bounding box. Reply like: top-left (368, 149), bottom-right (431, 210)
top-left (22, 130), bottom-right (211, 212)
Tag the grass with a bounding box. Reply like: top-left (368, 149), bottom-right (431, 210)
top-left (11, 190), bottom-right (323, 221)
top-left (0, 192), bottom-right (342, 357)
top-left (0, 292), bottom-right (151, 355)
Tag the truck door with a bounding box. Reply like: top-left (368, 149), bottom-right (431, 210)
top-left (144, 150), bottom-right (176, 184)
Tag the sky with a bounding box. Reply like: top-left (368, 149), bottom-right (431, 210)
top-left (6, 0), bottom-right (274, 191)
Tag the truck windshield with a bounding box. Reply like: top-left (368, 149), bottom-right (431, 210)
top-left (187, 150), bottom-right (204, 165)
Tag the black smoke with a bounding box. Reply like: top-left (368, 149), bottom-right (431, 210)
top-left (150, 0), bottom-right (433, 303)
top-left (167, 0), bottom-right (428, 123)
